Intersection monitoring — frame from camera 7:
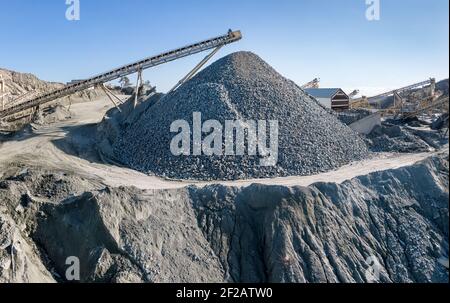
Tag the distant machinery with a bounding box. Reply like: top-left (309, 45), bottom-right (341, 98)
top-left (350, 78), bottom-right (437, 114)
top-left (301, 78), bottom-right (320, 89)
top-left (372, 78), bottom-right (436, 110)
top-left (66, 80), bottom-right (85, 85)
top-left (402, 96), bottom-right (449, 120)
top-left (348, 89), bottom-right (360, 99)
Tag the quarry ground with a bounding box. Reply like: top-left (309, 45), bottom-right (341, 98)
top-left (0, 97), bottom-right (440, 190)
top-left (0, 96), bottom-right (448, 283)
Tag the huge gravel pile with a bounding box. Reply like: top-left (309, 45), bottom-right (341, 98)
top-left (113, 52), bottom-right (369, 180)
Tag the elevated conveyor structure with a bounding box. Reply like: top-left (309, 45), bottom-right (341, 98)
top-left (0, 30), bottom-right (242, 119)
top-left (368, 78), bottom-right (435, 101)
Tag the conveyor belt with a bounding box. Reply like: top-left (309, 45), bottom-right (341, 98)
top-left (0, 30), bottom-right (242, 119)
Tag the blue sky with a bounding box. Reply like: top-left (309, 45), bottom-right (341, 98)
top-left (0, 0), bottom-right (448, 96)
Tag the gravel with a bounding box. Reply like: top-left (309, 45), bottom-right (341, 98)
top-left (113, 51), bottom-right (369, 180)
top-left (365, 123), bottom-right (447, 153)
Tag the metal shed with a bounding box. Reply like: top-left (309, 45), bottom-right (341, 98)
top-left (304, 88), bottom-right (350, 110)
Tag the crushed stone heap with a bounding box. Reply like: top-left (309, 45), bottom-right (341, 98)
top-left (113, 52), bottom-right (369, 180)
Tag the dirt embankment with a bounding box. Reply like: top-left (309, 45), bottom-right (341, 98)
top-left (0, 68), bottom-right (63, 97)
top-left (0, 151), bottom-right (448, 283)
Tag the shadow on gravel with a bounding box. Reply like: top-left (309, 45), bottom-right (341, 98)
top-left (0, 125), bottom-right (39, 143)
top-left (51, 123), bottom-right (107, 165)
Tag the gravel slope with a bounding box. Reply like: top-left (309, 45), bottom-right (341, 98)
top-left (114, 52), bottom-right (369, 180)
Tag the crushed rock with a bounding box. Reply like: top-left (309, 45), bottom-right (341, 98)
top-left (112, 52), bottom-right (369, 181)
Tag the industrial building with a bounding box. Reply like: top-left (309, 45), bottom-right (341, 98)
top-left (305, 88), bottom-right (350, 110)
